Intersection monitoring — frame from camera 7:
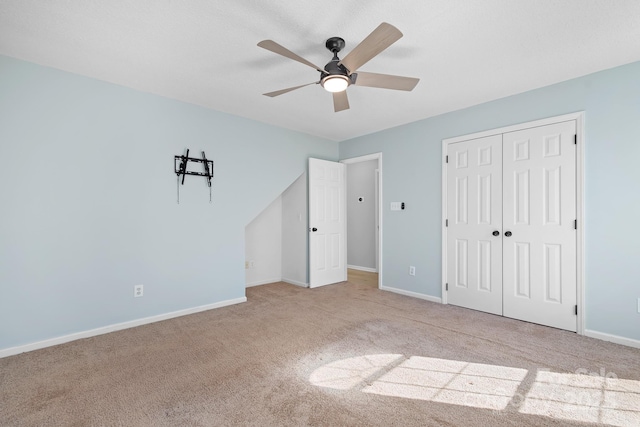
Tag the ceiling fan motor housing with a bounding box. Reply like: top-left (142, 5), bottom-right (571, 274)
top-left (322, 59), bottom-right (349, 77)
top-left (321, 36), bottom-right (355, 90)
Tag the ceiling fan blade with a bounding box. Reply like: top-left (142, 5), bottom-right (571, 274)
top-left (258, 40), bottom-right (324, 72)
top-left (333, 91), bottom-right (350, 112)
top-left (354, 72), bottom-right (419, 91)
top-left (263, 82), bottom-right (317, 97)
top-left (339, 23), bottom-right (403, 73)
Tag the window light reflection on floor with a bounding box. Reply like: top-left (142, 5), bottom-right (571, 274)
top-left (520, 370), bottom-right (640, 426)
top-left (364, 356), bottom-right (527, 410)
top-left (309, 354), bottom-right (640, 425)
top-left (309, 354), bottom-right (404, 391)
top-left (310, 354), bottom-right (527, 410)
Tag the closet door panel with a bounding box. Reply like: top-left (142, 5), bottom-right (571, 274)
top-left (447, 135), bottom-right (503, 315)
top-left (502, 121), bottom-right (577, 331)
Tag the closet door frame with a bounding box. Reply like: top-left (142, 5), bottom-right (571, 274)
top-left (441, 112), bottom-right (585, 334)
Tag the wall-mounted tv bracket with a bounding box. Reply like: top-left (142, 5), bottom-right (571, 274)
top-left (174, 149), bottom-right (214, 204)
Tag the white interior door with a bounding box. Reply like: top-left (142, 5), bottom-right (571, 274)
top-left (309, 158), bottom-right (347, 288)
top-left (447, 135), bottom-right (503, 315)
top-left (502, 121), bottom-right (577, 331)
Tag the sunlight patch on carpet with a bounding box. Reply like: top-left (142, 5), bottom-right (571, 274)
top-left (520, 370), bottom-right (640, 426)
top-left (309, 354), bottom-right (403, 390)
top-left (362, 356), bottom-right (527, 410)
top-left (310, 355), bottom-right (526, 410)
top-left (309, 354), bottom-right (640, 425)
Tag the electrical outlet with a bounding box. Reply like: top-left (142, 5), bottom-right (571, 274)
top-left (409, 266), bottom-right (416, 276)
top-left (134, 284), bottom-right (143, 298)
top-left (250, 260), bottom-right (255, 268)
top-left (245, 261), bottom-right (249, 269)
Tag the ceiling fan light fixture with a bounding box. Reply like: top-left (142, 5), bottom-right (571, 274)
top-left (321, 75), bottom-right (349, 93)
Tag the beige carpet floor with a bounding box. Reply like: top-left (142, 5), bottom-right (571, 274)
top-left (1, 270), bottom-right (639, 426)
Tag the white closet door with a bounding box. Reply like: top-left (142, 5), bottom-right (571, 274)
top-left (502, 121), bottom-right (577, 331)
top-left (447, 135), bottom-right (503, 315)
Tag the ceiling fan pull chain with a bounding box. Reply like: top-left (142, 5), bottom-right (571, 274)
top-left (177, 175), bottom-right (180, 205)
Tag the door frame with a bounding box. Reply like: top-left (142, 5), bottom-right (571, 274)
top-left (341, 153), bottom-right (383, 289)
top-left (441, 112), bottom-right (585, 334)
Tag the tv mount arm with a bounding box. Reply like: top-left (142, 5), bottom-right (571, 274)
top-left (174, 149), bottom-right (214, 203)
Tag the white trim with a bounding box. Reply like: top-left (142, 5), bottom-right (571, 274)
top-left (282, 278), bottom-right (309, 288)
top-left (441, 138), bottom-right (448, 304)
top-left (441, 112), bottom-right (585, 334)
top-left (341, 153), bottom-right (383, 290)
top-left (341, 152), bottom-right (381, 164)
top-left (584, 330), bottom-right (640, 349)
top-left (381, 285), bottom-right (442, 304)
top-left (347, 265), bottom-right (377, 273)
top-left (443, 112), bottom-right (585, 145)
top-left (576, 113), bottom-right (585, 334)
top-left (246, 278), bottom-right (281, 287)
top-left (374, 168), bottom-right (380, 272)
top-left (0, 297), bottom-right (247, 359)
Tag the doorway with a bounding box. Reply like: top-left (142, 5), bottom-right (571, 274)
top-left (342, 153), bottom-right (383, 289)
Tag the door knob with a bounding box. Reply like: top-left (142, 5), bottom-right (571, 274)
top-left (492, 230), bottom-right (500, 236)
top-left (311, 227), bottom-right (318, 232)
top-left (505, 231), bottom-right (512, 237)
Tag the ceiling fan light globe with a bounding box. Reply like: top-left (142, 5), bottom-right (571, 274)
top-left (322, 75), bottom-right (349, 93)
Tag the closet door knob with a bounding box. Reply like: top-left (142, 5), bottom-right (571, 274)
top-left (492, 230), bottom-right (500, 236)
top-left (311, 227), bottom-right (318, 232)
top-left (505, 231), bottom-right (512, 237)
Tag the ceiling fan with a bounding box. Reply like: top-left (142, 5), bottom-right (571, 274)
top-left (258, 22), bottom-right (420, 112)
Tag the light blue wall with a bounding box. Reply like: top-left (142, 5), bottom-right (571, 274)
top-left (340, 61), bottom-right (640, 341)
top-left (2, 54), bottom-right (638, 351)
top-left (0, 55), bottom-right (338, 350)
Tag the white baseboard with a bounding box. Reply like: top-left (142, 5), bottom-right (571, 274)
top-left (380, 285), bottom-right (442, 304)
top-left (347, 265), bottom-right (377, 273)
top-left (246, 277), bottom-right (309, 288)
top-left (0, 297), bottom-right (247, 359)
top-left (245, 278), bottom-right (282, 288)
top-left (282, 278), bottom-right (309, 288)
top-left (584, 329), bottom-right (640, 349)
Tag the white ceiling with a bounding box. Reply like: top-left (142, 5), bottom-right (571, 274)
top-left (1, 1), bottom-right (640, 141)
